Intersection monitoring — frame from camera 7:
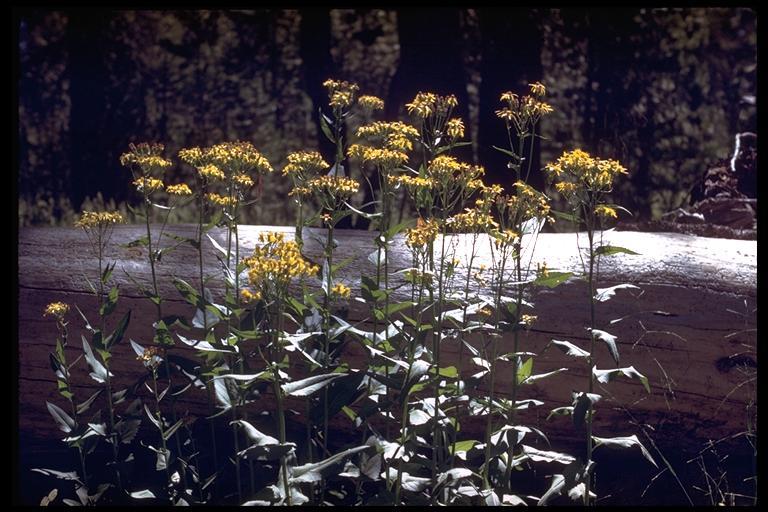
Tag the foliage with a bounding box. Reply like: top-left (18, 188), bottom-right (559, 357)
top-left (32, 78), bottom-right (674, 507)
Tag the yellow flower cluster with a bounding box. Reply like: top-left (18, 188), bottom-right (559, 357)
top-left (137, 346), bottom-right (166, 368)
top-left (520, 314), bottom-right (538, 327)
top-left (544, 149), bottom-right (628, 192)
top-left (528, 82), bottom-right (546, 97)
top-left (132, 177), bottom-right (165, 194)
top-left (405, 217), bottom-right (439, 249)
top-left (555, 181), bottom-right (578, 197)
top-left (207, 141), bottom-right (274, 176)
top-left (198, 164), bottom-right (226, 182)
top-left (406, 92), bottom-right (458, 118)
top-left (387, 174), bottom-right (436, 192)
top-left (355, 121), bottom-right (420, 152)
top-left (595, 205), bottom-right (618, 219)
top-left (75, 211), bottom-right (125, 229)
top-left (282, 151), bottom-right (329, 178)
top-left (427, 155), bottom-right (484, 183)
top-left (348, 145), bottom-right (409, 168)
top-left (305, 175), bottom-right (360, 200)
top-left (120, 143), bottom-right (173, 172)
top-left (499, 181), bottom-right (551, 222)
top-left (44, 302), bottom-right (69, 318)
top-left (447, 208), bottom-right (499, 232)
top-left (323, 79), bottom-right (359, 109)
top-left (167, 183), bottom-right (193, 196)
top-left (233, 173), bottom-right (254, 188)
top-left (178, 147), bottom-right (206, 167)
top-left (243, 232), bottom-right (319, 295)
top-left (491, 228), bottom-right (519, 249)
top-left (206, 193), bottom-right (235, 207)
top-left (331, 283), bottom-right (352, 299)
top-left (496, 82), bottom-right (554, 132)
top-left (240, 288), bottom-right (262, 303)
top-left (357, 95), bottom-right (385, 111)
top-left (446, 118), bottom-right (465, 139)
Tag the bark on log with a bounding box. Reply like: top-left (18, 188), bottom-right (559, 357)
top-left (18, 225), bottom-right (757, 456)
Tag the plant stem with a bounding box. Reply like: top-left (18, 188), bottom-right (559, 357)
top-left (585, 214), bottom-right (596, 506)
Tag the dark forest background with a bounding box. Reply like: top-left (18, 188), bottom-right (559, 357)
top-left (17, 8), bottom-right (757, 227)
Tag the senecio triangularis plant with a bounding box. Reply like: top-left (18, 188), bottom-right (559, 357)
top-left (36, 79), bottom-right (656, 506)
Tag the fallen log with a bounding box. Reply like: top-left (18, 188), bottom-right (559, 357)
top-left (18, 224), bottom-right (757, 458)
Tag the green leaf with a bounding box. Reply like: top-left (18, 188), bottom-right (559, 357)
top-left (81, 336), bottom-right (110, 383)
top-left (30, 468), bottom-right (82, 485)
top-left (173, 278), bottom-right (201, 307)
top-left (521, 368), bottom-right (568, 385)
top-left (571, 392), bottom-right (601, 429)
top-left (319, 108), bottom-right (336, 144)
top-left (550, 209), bottom-right (579, 223)
top-left (593, 366), bottom-right (650, 393)
top-left (232, 420), bottom-right (296, 461)
top-left (595, 284), bottom-right (640, 302)
top-left (449, 440), bottom-right (478, 456)
top-left (122, 236), bottom-right (149, 248)
top-left (47, 402), bottom-right (75, 433)
top-left (516, 358), bottom-right (533, 385)
top-left (311, 371), bottom-right (366, 424)
top-left (130, 490), bottom-right (156, 499)
top-left (595, 245), bottom-right (640, 257)
top-left (589, 329), bottom-right (620, 366)
top-left (163, 418), bottom-right (185, 441)
top-left (533, 271), bottom-right (573, 288)
top-left (106, 310), bottom-right (131, 350)
top-left (521, 445), bottom-right (575, 464)
top-left (436, 366), bottom-right (458, 378)
top-left (403, 360), bottom-right (431, 398)
top-left (374, 301), bottom-right (414, 321)
top-left (99, 286), bottom-right (119, 317)
top-left (76, 389), bottom-right (103, 415)
top-left (592, 434), bottom-right (657, 467)
top-left (492, 145), bottom-right (521, 160)
top-left (281, 373), bottom-right (346, 397)
top-left (344, 201), bottom-right (382, 219)
top-left (101, 261), bottom-right (116, 285)
top-left (291, 445), bottom-right (372, 484)
top-left (550, 339), bottom-right (590, 358)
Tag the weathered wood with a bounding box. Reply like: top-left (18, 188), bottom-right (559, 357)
top-left (18, 224), bottom-right (757, 455)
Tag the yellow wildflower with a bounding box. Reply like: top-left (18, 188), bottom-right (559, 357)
top-left (243, 232), bottom-right (319, 297)
top-left (233, 173), bottom-right (254, 188)
top-left (206, 193), bottom-right (234, 207)
top-left (198, 164), bottom-right (226, 182)
top-left (446, 118), bottom-right (465, 139)
top-left (406, 92), bottom-right (438, 118)
top-left (283, 151), bottom-right (329, 178)
top-left (521, 314), bottom-right (537, 327)
top-left (405, 217), bottom-right (439, 249)
top-left (75, 211), bottom-right (124, 229)
top-left (240, 288), bottom-right (262, 303)
top-left (491, 229), bottom-right (519, 249)
top-left (44, 302), bottom-right (69, 318)
top-left (529, 82), bottom-right (546, 97)
top-left (167, 183), bottom-right (193, 196)
top-left (331, 283), bottom-right (352, 299)
top-left (132, 177), bottom-right (164, 194)
top-left (595, 205), bottom-right (618, 219)
top-left (357, 95), bottom-right (385, 111)
top-left (348, 145), bottom-right (409, 168)
top-left (447, 208), bottom-right (499, 232)
top-left (178, 147), bottom-right (206, 167)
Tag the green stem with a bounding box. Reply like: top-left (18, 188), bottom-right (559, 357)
top-left (151, 369), bottom-right (173, 498)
